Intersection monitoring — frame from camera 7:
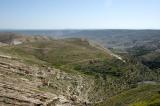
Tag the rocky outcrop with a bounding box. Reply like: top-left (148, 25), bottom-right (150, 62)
top-left (0, 55), bottom-right (93, 106)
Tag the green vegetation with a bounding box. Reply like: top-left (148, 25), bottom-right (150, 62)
top-left (96, 84), bottom-right (160, 106)
top-left (72, 59), bottom-right (127, 77)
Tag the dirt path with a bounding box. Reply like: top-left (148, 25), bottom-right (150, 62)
top-left (138, 81), bottom-right (159, 85)
top-left (89, 40), bottom-right (126, 62)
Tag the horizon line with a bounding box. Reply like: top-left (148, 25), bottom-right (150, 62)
top-left (0, 28), bottom-right (160, 31)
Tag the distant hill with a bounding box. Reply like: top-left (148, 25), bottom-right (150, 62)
top-left (2, 29), bottom-right (160, 50)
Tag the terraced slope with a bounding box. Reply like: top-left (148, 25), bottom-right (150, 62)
top-left (0, 55), bottom-right (78, 106)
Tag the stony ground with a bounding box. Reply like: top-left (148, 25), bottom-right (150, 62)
top-left (0, 54), bottom-right (92, 106)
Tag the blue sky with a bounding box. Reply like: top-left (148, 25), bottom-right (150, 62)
top-left (0, 0), bottom-right (160, 29)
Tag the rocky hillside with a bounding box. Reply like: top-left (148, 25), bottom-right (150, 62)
top-left (0, 33), bottom-right (159, 106)
top-left (0, 55), bottom-right (78, 106)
